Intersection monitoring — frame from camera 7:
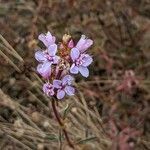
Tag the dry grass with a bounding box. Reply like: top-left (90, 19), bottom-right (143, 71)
top-left (0, 0), bottom-right (150, 150)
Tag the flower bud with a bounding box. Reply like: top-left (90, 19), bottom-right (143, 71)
top-left (62, 34), bottom-right (71, 43)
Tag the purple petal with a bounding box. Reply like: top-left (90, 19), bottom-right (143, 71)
top-left (35, 51), bottom-right (46, 62)
top-left (42, 62), bottom-right (52, 72)
top-left (76, 35), bottom-right (86, 50)
top-left (46, 32), bottom-right (56, 45)
top-left (65, 86), bottom-right (75, 96)
top-left (82, 55), bottom-right (93, 67)
top-left (53, 56), bottom-right (60, 64)
top-left (49, 90), bottom-right (54, 96)
top-left (42, 83), bottom-right (47, 93)
top-left (38, 34), bottom-right (48, 47)
top-left (76, 35), bottom-right (93, 53)
top-left (52, 36), bottom-right (56, 43)
top-left (47, 44), bottom-right (57, 56)
top-left (79, 66), bottom-right (89, 77)
top-left (70, 64), bottom-right (79, 74)
top-left (81, 39), bottom-right (93, 53)
top-left (46, 32), bottom-right (56, 44)
top-left (38, 32), bottom-right (56, 47)
top-left (53, 80), bottom-right (62, 89)
top-left (37, 62), bottom-right (51, 78)
top-left (62, 75), bottom-right (74, 85)
top-left (37, 64), bottom-right (43, 74)
top-left (57, 90), bottom-right (65, 99)
top-left (70, 48), bottom-right (80, 61)
top-left (46, 32), bottom-right (54, 43)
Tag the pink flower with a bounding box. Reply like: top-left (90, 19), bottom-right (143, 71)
top-left (43, 83), bottom-right (55, 96)
top-left (53, 75), bottom-right (75, 99)
top-left (35, 44), bottom-right (60, 78)
top-left (70, 48), bottom-right (93, 77)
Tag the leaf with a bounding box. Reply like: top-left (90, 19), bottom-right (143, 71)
top-left (46, 134), bottom-right (58, 141)
top-left (76, 137), bottom-right (97, 144)
top-left (63, 103), bottom-right (74, 119)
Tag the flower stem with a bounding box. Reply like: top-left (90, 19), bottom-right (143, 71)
top-left (51, 99), bottom-right (74, 149)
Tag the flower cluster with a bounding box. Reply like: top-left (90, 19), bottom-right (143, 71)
top-left (35, 32), bottom-right (93, 99)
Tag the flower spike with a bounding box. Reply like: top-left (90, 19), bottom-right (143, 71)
top-left (35, 32), bottom-right (93, 99)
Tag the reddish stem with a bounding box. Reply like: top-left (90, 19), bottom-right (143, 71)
top-left (51, 99), bottom-right (74, 149)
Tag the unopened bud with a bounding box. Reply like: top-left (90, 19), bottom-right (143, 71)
top-left (62, 34), bottom-right (71, 43)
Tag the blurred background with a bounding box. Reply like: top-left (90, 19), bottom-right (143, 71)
top-left (0, 0), bottom-right (150, 150)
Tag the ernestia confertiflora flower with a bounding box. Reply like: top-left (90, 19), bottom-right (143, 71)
top-left (43, 83), bottom-right (55, 97)
top-left (70, 48), bottom-right (93, 77)
top-left (35, 44), bottom-right (60, 79)
top-left (35, 31), bottom-right (93, 100)
top-left (53, 75), bottom-right (75, 99)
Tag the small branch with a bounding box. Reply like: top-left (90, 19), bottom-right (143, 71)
top-left (51, 99), bottom-right (74, 149)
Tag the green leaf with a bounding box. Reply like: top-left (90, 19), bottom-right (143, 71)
top-left (46, 134), bottom-right (58, 141)
top-left (76, 137), bottom-right (97, 144)
top-left (63, 103), bottom-right (73, 119)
